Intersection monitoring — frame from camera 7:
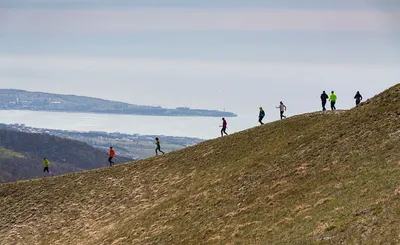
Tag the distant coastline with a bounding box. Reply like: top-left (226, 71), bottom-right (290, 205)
top-left (0, 108), bottom-right (236, 117)
top-left (0, 89), bottom-right (237, 117)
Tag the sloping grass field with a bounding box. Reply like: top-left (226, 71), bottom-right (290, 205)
top-left (0, 84), bottom-right (399, 245)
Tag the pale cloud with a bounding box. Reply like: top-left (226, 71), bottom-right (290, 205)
top-left (1, 8), bottom-right (399, 34)
top-left (5, 0), bottom-right (400, 10)
top-left (0, 54), bottom-right (398, 80)
top-left (12, 0), bottom-right (104, 2)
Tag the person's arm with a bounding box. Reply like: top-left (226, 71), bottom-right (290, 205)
top-left (284, 105), bottom-right (287, 111)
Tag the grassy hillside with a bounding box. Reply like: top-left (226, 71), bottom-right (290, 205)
top-left (0, 129), bottom-right (131, 183)
top-left (0, 146), bottom-right (24, 159)
top-left (0, 84), bottom-right (399, 245)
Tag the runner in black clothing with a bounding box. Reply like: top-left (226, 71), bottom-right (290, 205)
top-left (221, 118), bottom-right (228, 136)
top-left (320, 91), bottom-right (329, 111)
top-left (259, 107), bottom-right (265, 125)
top-left (155, 138), bottom-right (165, 156)
top-left (354, 91), bottom-right (363, 106)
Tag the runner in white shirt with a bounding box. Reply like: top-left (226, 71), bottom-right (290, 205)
top-left (276, 101), bottom-right (287, 120)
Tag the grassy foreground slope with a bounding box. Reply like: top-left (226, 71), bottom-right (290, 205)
top-left (0, 84), bottom-right (399, 245)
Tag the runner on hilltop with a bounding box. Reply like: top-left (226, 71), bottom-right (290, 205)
top-left (155, 137), bottom-right (165, 156)
top-left (107, 146), bottom-right (115, 166)
top-left (320, 91), bottom-right (329, 111)
top-left (259, 107), bottom-right (265, 125)
top-left (276, 101), bottom-right (287, 119)
top-left (221, 118), bottom-right (228, 137)
top-left (354, 91), bottom-right (363, 106)
top-left (330, 91), bottom-right (337, 110)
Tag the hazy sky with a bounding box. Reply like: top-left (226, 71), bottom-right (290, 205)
top-left (1, 0), bottom-right (399, 116)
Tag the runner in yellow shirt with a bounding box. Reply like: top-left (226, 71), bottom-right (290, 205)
top-left (329, 91), bottom-right (337, 110)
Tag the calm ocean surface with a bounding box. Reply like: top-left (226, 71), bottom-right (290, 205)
top-left (0, 110), bottom-right (273, 139)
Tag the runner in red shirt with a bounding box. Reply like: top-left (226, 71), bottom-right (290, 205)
top-left (107, 146), bottom-right (115, 166)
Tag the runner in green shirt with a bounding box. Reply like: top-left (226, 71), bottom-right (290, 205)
top-left (43, 158), bottom-right (52, 177)
top-left (329, 91), bottom-right (337, 110)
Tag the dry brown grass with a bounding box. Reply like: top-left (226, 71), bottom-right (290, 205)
top-left (0, 84), bottom-right (399, 245)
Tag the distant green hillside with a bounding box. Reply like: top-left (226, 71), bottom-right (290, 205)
top-left (0, 146), bottom-right (24, 159)
top-left (0, 89), bottom-right (237, 117)
top-left (0, 129), bottom-right (131, 183)
top-left (0, 84), bottom-right (398, 244)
